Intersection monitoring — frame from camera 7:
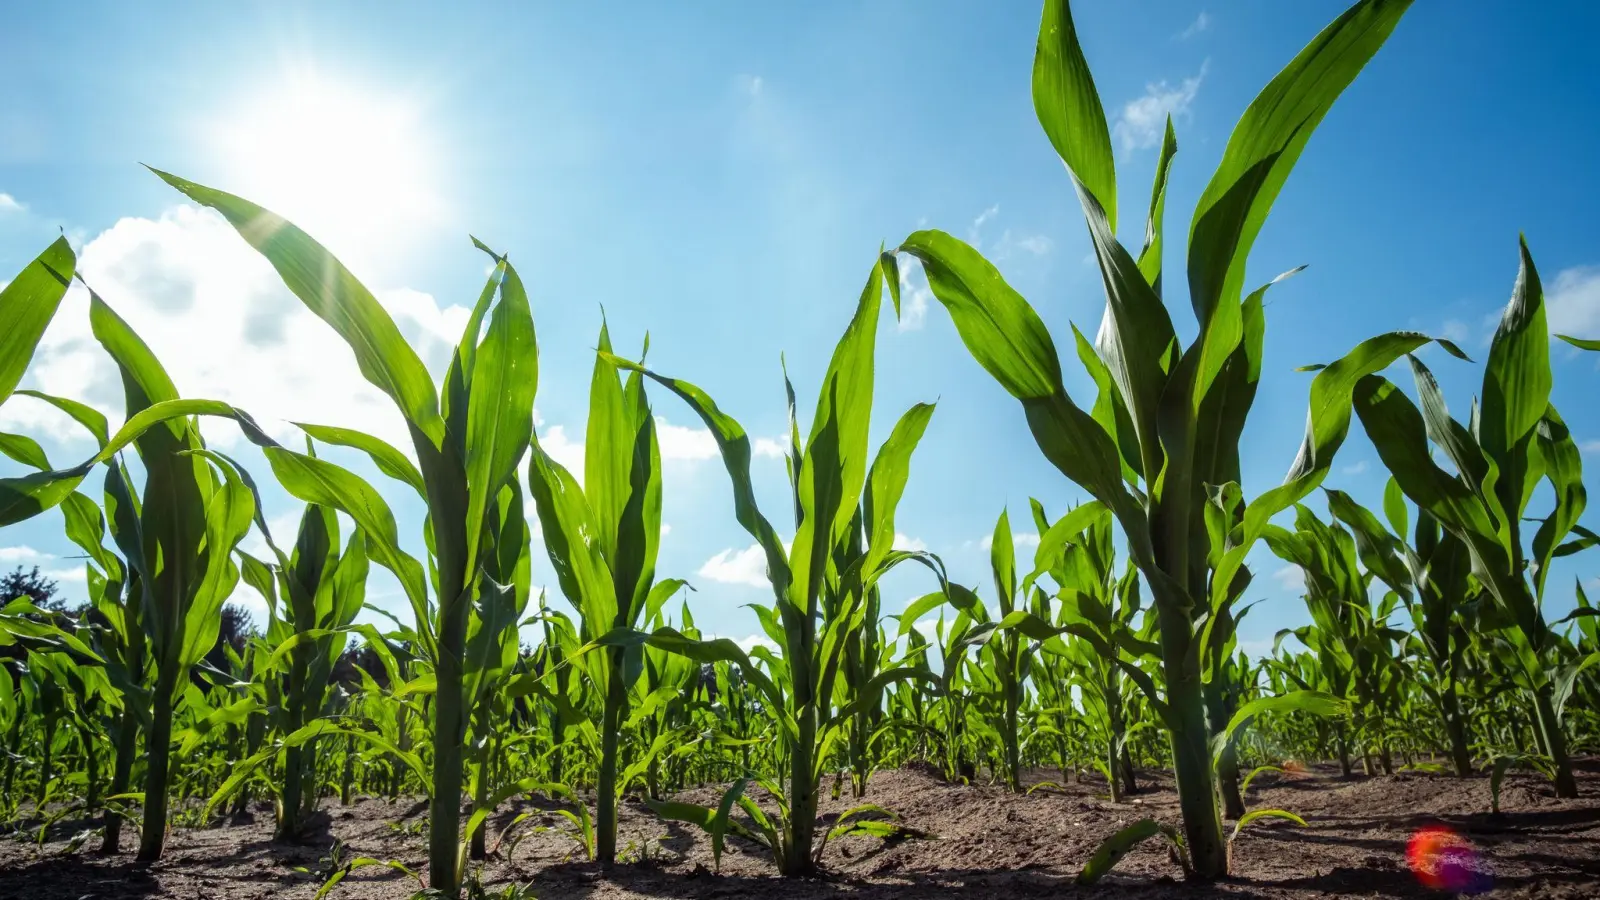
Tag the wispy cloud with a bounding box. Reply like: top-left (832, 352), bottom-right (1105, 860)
top-left (0, 193), bottom-right (24, 213)
top-left (0, 546), bottom-right (48, 563)
top-left (735, 74), bottom-right (764, 97)
top-left (1340, 460), bottom-right (1369, 476)
top-left (1113, 61), bottom-right (1208, 151)
top-left (1580, 439), bottom-right (1600, 455)
top-left (967, 205), bottom-right (1000, 245)
top-left (896, 256), bottom-right (935, 332)
top-left (1272, 564), bottom-right (1306, 592)
top-left (1178, 11), bottom-right (1211, 41)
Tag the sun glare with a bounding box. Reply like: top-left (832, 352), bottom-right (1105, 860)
top-left (211, 71), bottom-right (442, 264)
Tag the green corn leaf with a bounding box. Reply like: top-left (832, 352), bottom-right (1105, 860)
top-left (862, 402), bottom-right (936, 576)
top-left (462, 248), bottom-right (538, 583)
top-left (0, 236), bottom-right (74, 406)
top-left (0, 432), bottom-right (50, 470)
top-left (1137, 119), bottom-right (1178, 294)
top-left (895, 231), bottom-right (1062, 400)
top-left (294, 423), bottom-right (426, 497)
top-left (1215, 690), bottom-right (1348, 767)
top-left (1077, 818), bottom-right (1173, 885)
top-left (1479, 237), bottom-right (1550, 472)
top-left (526, 440), bottom-right (616, 644)
top-left (1187, 0), bottom-right (1413, 328)
top-left (150, 167), bottom-right (444, 446)
top-left (1032, 0), bottom-right (1116, 230)
top-left (1230, 808), bottom-right (1307, 844)
top-left (14, 390), bottom-right (110, 448)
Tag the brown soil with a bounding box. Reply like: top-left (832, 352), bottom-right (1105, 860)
top-left (2, 761), bottom-right (1597, 899)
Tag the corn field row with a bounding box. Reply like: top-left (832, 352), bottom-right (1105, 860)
top-left (0, 0), bottom-right (1596, 896)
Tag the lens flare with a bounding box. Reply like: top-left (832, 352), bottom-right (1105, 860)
top-left (1407, 825), bottom-right (1491, 894)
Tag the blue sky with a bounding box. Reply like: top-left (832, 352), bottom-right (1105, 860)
top-left (2, 1), bottom-right (1597, 654)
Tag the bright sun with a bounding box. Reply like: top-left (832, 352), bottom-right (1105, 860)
top-left (211, 71), bottom-right (442, 263)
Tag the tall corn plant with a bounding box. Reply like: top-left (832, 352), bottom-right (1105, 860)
top-left (895, 0), bottom-right (1423, 875)
top-left (519, 320), bottom-right (677, 865)
top-left (1347, 239), bottom-right (1593, 797)
top-left (143, 172), bottom-right (539, 894)
top-left (83, 293), bottom-right (258, 860)
top-left (602, 257), bottom-right (938, 875)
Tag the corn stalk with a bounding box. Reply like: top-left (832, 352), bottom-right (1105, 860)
top-left (895, 0), bottom-right (1420, 875)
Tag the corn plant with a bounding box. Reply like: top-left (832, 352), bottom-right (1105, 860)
top-left (1028, 500), bottom-right (1145, 800)
top-left (1346, 238), bottom-right (1595, 797)
top-left (1265, 505), bottom-right (1409, 775)
top-left (59, 478), bottom-right (148, 851)
top-left (520, 320), bottom-right (683, 865)
top-left (1325, 482), bottom-right (1481, 776)
top-left (230, 501), bottom-right (372, 839)
top-left (601, 256), bottom-right (939, 875)
top-left (108, 171), bottom-right (541, 894)
top-left (894, 0), bottom-right (1424, 875)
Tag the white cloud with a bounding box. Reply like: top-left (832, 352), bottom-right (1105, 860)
top-left (981, 531), bottom-right (1042, 551)
top-left (1272, 564), bottom-right (1306, 592)
top-left (737, 634), bottom-right (777, 653)
top-left (698, 543), bottom-right (771, 588)
top-left (43, 566), bottom-right (87, 584)
top-left (539, 424), bottom-right (586, 479)
top-left (0, 546), bottom-right (49, 563)
top-left (0, 193), bottom-right (23, 213)
top-left (1580, 439), bottom-right (1600, 455)
top-left (1340, 460), bottom-right (1369, 476)
top-left (1547, 265), bottom-right (1600, 342)
top-left (661, 522), bottom-right (673, 537)
top-left (736, 74), bottom-right (764, 97)
top-left (753, 436), bottom-right (789, 459)
top-left (1178, 11), bottom-right (1210, 40)
top-left (1113, 62), bottom-right (1208, 151)
top-left (655, 417), bottom-right (718, 461)
top-left (893, 532), bottom-right (927, 552)
top-left (0, 205), bottom-right (467, 453)
top-left (1441, 319), bottom-right (1471, 345)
